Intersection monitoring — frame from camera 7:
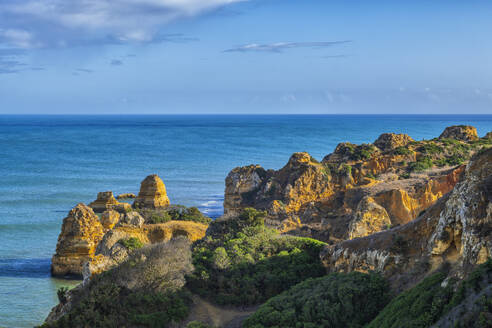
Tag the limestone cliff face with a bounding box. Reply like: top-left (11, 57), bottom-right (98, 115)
top-left (133, 174), bottom-right (170, 209)
top-left (51, 204), bottom-right (105, 277)
top-left (439, 125), bottom-right (479, 141)
top-left (320, 148), bottom-right (492, 290)
top-left (223, 126), bottom-right (484, 243)
top-left (88, 191), bottom-right (131, 213)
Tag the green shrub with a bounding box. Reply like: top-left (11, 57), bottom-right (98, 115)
top-left (409, 156), bottom-right (433, 172)
top-left (118, 237), bottom-right (144, 251)
top-left (243, 272), bottom-right (390, 328)
top-left (367, 259), bottom-right (492, 328)
top-left (418, 143), bottom-right (443, 155)
top-left (394, 146), bottom-right (413, 155)
top-left (186, 322), bottom-right (214, 328)
top-left (187, 209), bottom-right (326, 306)
top-left (139, 206), bottom-right (212, 225)
top-left (149, 211), bottom-right (172, 224)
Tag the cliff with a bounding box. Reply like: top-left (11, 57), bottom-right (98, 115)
top-left (320, 147), bottom-right (492, 291)
top-left (51, 174), bottom-right (209, 278)
top-left (224, 126), bottom-right (490, 243)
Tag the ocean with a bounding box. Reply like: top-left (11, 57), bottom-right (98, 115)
top-left (0, 114), bottom-right (491, 327)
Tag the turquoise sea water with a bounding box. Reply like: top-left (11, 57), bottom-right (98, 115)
top-left (0, 114), bottom-right (491, 327)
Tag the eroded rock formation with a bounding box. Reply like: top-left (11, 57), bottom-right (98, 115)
top-left (223, 126), bottom-right (485, 243)
top-left (88, 191), bottom-right (131, 213)
top-left (320, 148), bottom-right (492, 291)
top-left (133, 174), bottom-right (170, 209)
top-left (51, 204), bottom-right (105, 277)
top-left (439, 125), bottom-right (479, 141)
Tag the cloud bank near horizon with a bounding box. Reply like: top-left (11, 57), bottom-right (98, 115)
top-left (224, 41), bottom-right (351, 53)
top-left (0, 0), bottom-right (245, 48)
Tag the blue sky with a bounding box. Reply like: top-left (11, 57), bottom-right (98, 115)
top-left (1, 0), bottom-right (492, 114)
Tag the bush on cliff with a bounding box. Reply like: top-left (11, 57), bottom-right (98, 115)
top-left (243, 271), bottom-right (390, 328)
top-left (139, 205), bottom-right (212, 225)
top-left (187, 208), bottom-right (326, 306)
top-left (367, 259), bottom-right (492, 328)
top-left (43, 238), bottom-right (194, 328)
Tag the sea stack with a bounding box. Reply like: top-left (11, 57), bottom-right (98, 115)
top-left (51, 203), bottom-right (105, 277)
top-left (133, 174), bottom-right (170, 209)
top-left (88, 191), bottom-right (131, 213)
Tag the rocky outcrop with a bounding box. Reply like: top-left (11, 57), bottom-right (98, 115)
top-left (348, 197), bottom-right (391, 239)
top-left (51, 204), bottom-right (105, 277)
top-left (320, 148), bottom-right (492, 291)
top-left (88, 191), bottom-right (131, 213)
top-left (439, 125), bottom-right (478, 141)
top-left (374, 133), bottom-right (414, 151)
top-left (133, 174), bottom-right (170, 209)
top-left (100, 210), bottom-right (120, 230)
top-left (223, 127), bottom-right (484, 243)
top-left (84, 220), bottom-right (208, 280)
top-left (116, 193), bottom-right (136, 199)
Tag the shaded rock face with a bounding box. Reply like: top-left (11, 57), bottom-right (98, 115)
top-left (439, 125), bottom-right (478, 141)
top-left (374, 133), bottom-right (414, 151)
top-left (320, 148), bottom-right (492, 291)
top-left (133, 174), bottom-right (170, 209)
top-left (51, 204), bottom-right (105, 277)
top-left (88, 191), bottom-right (131, 213)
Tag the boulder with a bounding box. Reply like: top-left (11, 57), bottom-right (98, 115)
top-left (100, 210), bottom-right (120, 230)
top-left (116, 211), bottom-right (145, 228)
top-left (439, 125), bottom-right (478, 141)
top-left (133, 174), bottom-right (170, 209)
top-left (374, 133), bottom-right (414, 151)
top-left (88, 191), bottom-right (131, 213)
top-left (51, 203), bottom-right (105, 277)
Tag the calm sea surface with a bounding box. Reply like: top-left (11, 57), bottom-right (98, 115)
top-left (0, 115), bottom-right (491, 327)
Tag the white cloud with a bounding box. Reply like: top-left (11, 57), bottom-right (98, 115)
top-left (0, 0), bottom-right (245, 47)
top-left (224, 41), bottom-right (351, 53)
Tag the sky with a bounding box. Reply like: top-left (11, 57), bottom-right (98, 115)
top-left (0, 0), bottom-right (492, 114)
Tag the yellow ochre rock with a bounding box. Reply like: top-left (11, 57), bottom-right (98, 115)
top-left (51, 203), bottom-right (105, 278)
top-left (133, 174), bottom-right (170, 209)
top-left (88, 191), bottom-right (131, 213)
top-left (439, 125), bottom-right (478, 141)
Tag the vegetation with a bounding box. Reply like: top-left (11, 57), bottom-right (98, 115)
top-left (408, 156), bottom-right (433, 172)
top-left (42, 282), bottom-right (191, 328)
top-left (187, 208), bottom-right (327, 305)
top-left (43, 238), bottom-right (194, 328)
top-left (393, 146), bottom-right (413, 156)
top-left (118, 237), bottom-right (144, 251)
top-left (418, 143), bottom-right (443, 155)
top-left (344, 143), bottom-right (377, 161)
top-left (139, 205), bottom-right (212, 225)
top-left (243, 272), bottom-right (390, 328)
top-left (367, 259), bottom-right (492, 328)
top-left (57, 287), bottom-right (69, 304)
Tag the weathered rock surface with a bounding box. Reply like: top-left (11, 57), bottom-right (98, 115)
top-left (439, 125), bottom-right (479, 141)
top-left (88, 191), bottom-right (131, 213)
top-left (84, 220), bottom-right (208, 280)
top-left (133, 174), bottom-right (170, 209)
top-left (223, 127), bottom-right (484, 243)
top-left (115, 211), bottom-right (145, 228)
top-left (100, 210), bottom-right (120, 230)
top-left (348, 196), bottom-right (391, 239)
top-left (51, 204), bottom-right (105, 277)
top-left (320, 148), bottom-right (492, 291)
top-left (116, 193), bottom-right (136, 199)
top-left (374, 133), bottom-right (414, 151)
